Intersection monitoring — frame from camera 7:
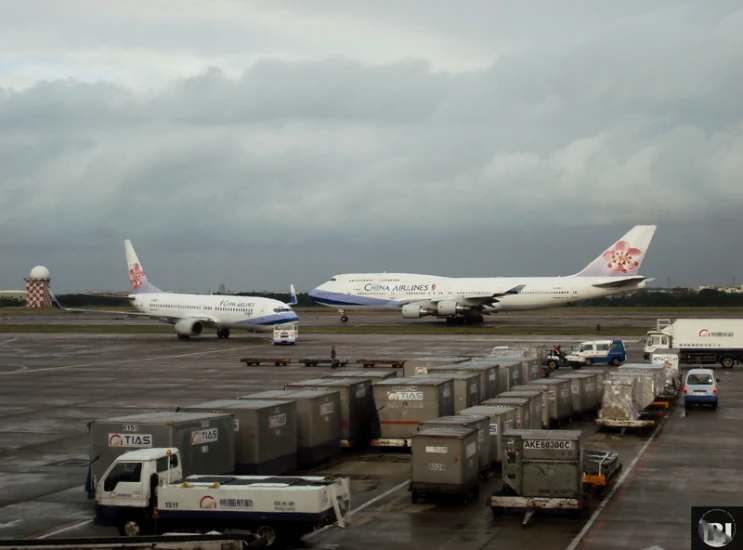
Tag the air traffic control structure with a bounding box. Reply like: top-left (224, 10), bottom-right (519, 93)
top-left (24, 265), bottom-right (52, 308)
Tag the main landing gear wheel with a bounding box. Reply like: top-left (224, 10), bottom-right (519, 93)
top-left (217, 328), bottom-right (230, 339)
top-left (340, 315), bottom-right (349, 323)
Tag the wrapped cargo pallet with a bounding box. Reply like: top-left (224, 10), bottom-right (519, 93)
top-left (598, 377), bottom-right (640, 421)
top-left (619, 363), bottom-right (667, 396)
top-left (608, 372), bottom-right (657, 409)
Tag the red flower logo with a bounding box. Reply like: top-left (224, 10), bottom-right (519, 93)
top-left (129, 263), bottom-right (145, 289)
top-left (431, 283), bottom-right (437, 291)
top-left (602, 241), bottom-right (642, 274)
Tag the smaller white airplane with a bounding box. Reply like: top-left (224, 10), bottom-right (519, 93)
top-left (52, 240), bottom-right (299, 340)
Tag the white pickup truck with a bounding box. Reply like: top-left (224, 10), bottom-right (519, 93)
top-left (94, 448), bottom-right (350, 547)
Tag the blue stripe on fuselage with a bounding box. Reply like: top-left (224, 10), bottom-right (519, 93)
top-left (308, 292), bottom-right (396, 308)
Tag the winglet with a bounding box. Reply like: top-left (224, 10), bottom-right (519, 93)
top-left (125, 240), bottom-right (163, 294)
top-left (575, 225), bottom-right (656, 277)
top-left (288, 284), bottom-right (298, 306)
top-left (50, 291), bottom-right (65, 310)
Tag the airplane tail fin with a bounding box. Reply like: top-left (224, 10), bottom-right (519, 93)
top-left (125, 240), bottom-right (163, 294)
top-left (574, 225), bottom-right (656, 277)
top-left (288, 284), bottom-right (298, 306)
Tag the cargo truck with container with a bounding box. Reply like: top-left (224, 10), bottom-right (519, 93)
top-left (93, 447), bottom-right (350, 547)
top-left (642, 318), bottom-right (743, 368)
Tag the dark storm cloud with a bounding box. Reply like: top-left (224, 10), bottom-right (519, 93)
top-left (1, 1), bottom-right (742, 293)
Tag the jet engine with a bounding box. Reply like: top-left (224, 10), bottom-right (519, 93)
top-left (174, 318), bottom-right (205, 338)
top-left (401, 304), bottom-right (435, 319)
top-left (436, 301), bottom-right (470, 316)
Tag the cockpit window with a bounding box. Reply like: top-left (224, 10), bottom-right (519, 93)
top-left (274, 306), bottom-right (292, 313)
top-left (330, 278), bottom-right (337, 282)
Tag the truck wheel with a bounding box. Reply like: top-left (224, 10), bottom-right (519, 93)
top-left (720, 356), bottom-right (735, 369)
top-left (547, 360), bottom-right (557, 369)
top-left (584, 359), bottom-right (593, 366)
top-left (119, 518), bottom-right (143, 537)
top-left (256, 525), bottom-right (277, 546)
top-left (610, 357), bottom-right (621, 366)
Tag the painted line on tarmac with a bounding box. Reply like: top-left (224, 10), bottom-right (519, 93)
top-left (305, 479), bottom-right (410, 540)
top-left (0, 347), bottom-right (246, 377)
top-left (30, 518), bottom-right (93, 539)
top-left (563, 402), bottom-right (674, 550)
top-left (0, 337), bottom-right (17, 346)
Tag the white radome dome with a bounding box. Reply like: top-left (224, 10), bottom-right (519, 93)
top-left (30, 265), bottom-right (50, 279)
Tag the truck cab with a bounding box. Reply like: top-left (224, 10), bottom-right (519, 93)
top-left (273, 324), bottom-right (298, 345)
top-left (643, 331), bottom-right (671, 359)
top-left (570, 339), bottom-right (626, 366)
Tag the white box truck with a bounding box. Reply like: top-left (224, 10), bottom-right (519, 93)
top-left (273, 324), bottom-right (298, 345)
top-left (643, 318), bottom-right (743, 368)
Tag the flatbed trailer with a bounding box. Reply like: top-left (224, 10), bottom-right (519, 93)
top-left (241, 358), bottom-right (292, 367)
top-left (0, 534), bottom-right (266, 550)
top-left (355, 359), bottom-right (405, 369)
top-left (488, 493), bottom-right (587, 527)
top-left (409, 479), bottom-right (480, 505)
top-left (298, 358), bottom-right (348, 367)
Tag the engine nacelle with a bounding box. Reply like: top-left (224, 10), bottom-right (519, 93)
top-left (174, 318), bottom-right (205, 336)
top-left (436, 300), bottom-right (469, 316)
top-left (401, 304), bottom-right (435, 319)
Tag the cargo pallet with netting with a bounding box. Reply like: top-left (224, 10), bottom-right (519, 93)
top-left (582, 450), bottom-right (622, 496)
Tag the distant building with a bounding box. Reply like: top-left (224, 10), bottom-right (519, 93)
top-left (0, 290), bottom-right (26, 301)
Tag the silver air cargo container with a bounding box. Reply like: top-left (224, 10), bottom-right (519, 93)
top-left (554, 373), bottom-right (599, 414)
top-left (493, 359), bottom-right (524, 391)
top-left (458, 405), bottom-right (516, 464)
top-left (89, 412), bottom-right (235, 495)
top-left (489, 430), bottom-right (585, 525)
top-left (373, 377), bottom-right (455, 445)
top-left (324, 370), bottom-right (399, 384)
top-left (483, 397), bottom-right (532, 430)
top-left (455, 363), bottom-right (500, 400)
top-left (419, 414), bottom-right (491, 475)
top-left (618, 364), bottom-right (666, 396)
top-left (240, 390), bottom-right (341, 465)
top-left (526, 378), bottom-right (573, 424)
top-left (403, 356), bottom-right (470, 377)
top-left (177, 399), bottom-right (297, 475)
top-left (284, 378), bottom-right (375, 448)
top-left (497, 390), bottom-right (545, 430)
top-left (575, 368), bottom-right (610, 402)
top-left (417, 372), bottom-right (481, 413)
top-left (409, 426), bottom-right (480, 504)
top-left (521, 357), bottom-right (542, 382)
top-left (608, 372), bottom-right (657, 409)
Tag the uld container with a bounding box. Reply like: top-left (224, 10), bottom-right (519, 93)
top-left (284, 378), bottom-right (375, 447)
top-left (483, 397), bottom-right (532, 429)
top-left (497, 390), bottom-right (544, 430)
top-left (89, 412), bottom-right (235, 493)
top-left (403, 356), bottom-right (470, 377)
top-left (177, 399), bottom-right (297, 474)
top-left (493, 360), bottom-right (524, 391)
top-left (575, 368), bottom-right (610, 402)
top-left (241, 390), bottom-right (341, 465)
top-left (554, 372), bottom-right (599, 414)
top-left (454, 363), bottom-right (500, 400)
top-left (501, 429), bottom-right (584, 499)
top-left (416, 372), bottom-right (481, 412)
top-left (410, 426), bottom-right (480, 502)
top-left (373, 377), bottom-right (455, 440)
top-left (418, 414), bottom-right (491, 472)
top-left (458, 405), bottom-right (516, 464)
top-left (324, 370), bottom-right (399, 384)
top-left (521, 357), bottom-right (542, 382)
top-left (526, 378), bottom-right (573, 423)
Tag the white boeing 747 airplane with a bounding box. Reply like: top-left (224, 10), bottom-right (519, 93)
top-left (308, 225), bottom-right (656, 324)
top-left (53, 240), bottom-right (300, 339)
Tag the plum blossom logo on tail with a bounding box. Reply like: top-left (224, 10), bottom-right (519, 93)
top-left (603, 241), bottom-right (642, 274)
top-left (129, 263), bottom-right (145, 289)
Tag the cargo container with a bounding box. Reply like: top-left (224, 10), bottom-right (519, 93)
top-left (416, 371), bottom-right (481, 412)
top-left (596, 377), bottom-right (641, 424)
top-left (240, 390), bottom-right (341, 465)
top-left (409, 426), bottom-right (480, 504)
top-left (618, 364), bottom-right (666, 396)
top-left (493, 359), bottom-right (524, 391)
top-left (497, 390), bottom-right (544, 430)
top-left (453, 363), bottom-right (500, 400)
top-left (177, 400), bottom-right (296, 475)
top-left (418, 414), bottom-right (491, 475)
top-left (324, 370), bottom-right (399, 384)
top-left (575, 368), bottom-right (610, 402)
top-left (284, 378), bottom-right (375, 448)
top-left (88, 412), bottom-right (235, 496)
top-left (372, 377), bottom-right (455, 446)
top-left (608, 372), bottom-right (658, 409)
top-left (402, 356), bottom-right (470, 377)
top-left (521, 357), bottom-right (542, 382)
top-left (457, 405), bottom-right (516, 464)
top-left (554, 373), bottom-right (599, 415)
top-left (489, 430), bottom-right (586, 525)
top-left (651, 352), bottom-right (682, 392)
top-left (483, 397), bottom-right (532, 430)
top-left (527, 378), bottom-right (573, 424)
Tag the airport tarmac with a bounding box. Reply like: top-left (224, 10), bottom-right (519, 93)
top-left (0, 331), bottom-right (740, 550)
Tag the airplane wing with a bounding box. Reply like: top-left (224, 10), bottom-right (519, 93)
top-left (591, 276), bottom-right (647, 289)
top-left (397, 284), bottom-right (526, 307)
top-left (51, 293), bottom-right (213, 323)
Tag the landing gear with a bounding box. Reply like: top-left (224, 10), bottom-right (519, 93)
top-left (176, 334), bottom-right (190, 340)
top-left (216, 328), bottom-right (231, 339)
top-left (338, 309), bottom-right (349, 323)
top-left (445, 314), bottom-right (485, 325)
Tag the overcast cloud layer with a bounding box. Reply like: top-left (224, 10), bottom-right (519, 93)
top-left (1, 0), bottom-right (743, 293)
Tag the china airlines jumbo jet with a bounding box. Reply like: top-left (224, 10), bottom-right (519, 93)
top-left (52, 240), bottom-right (299, 339)
top-left (308, 225), bottom-right (656, 324)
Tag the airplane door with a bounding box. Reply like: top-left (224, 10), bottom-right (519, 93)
top-left (571, 288), bottom-right (579, 297)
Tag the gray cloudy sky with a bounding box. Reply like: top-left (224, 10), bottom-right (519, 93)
top-left (1, 0), bottom-right (743, 294)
